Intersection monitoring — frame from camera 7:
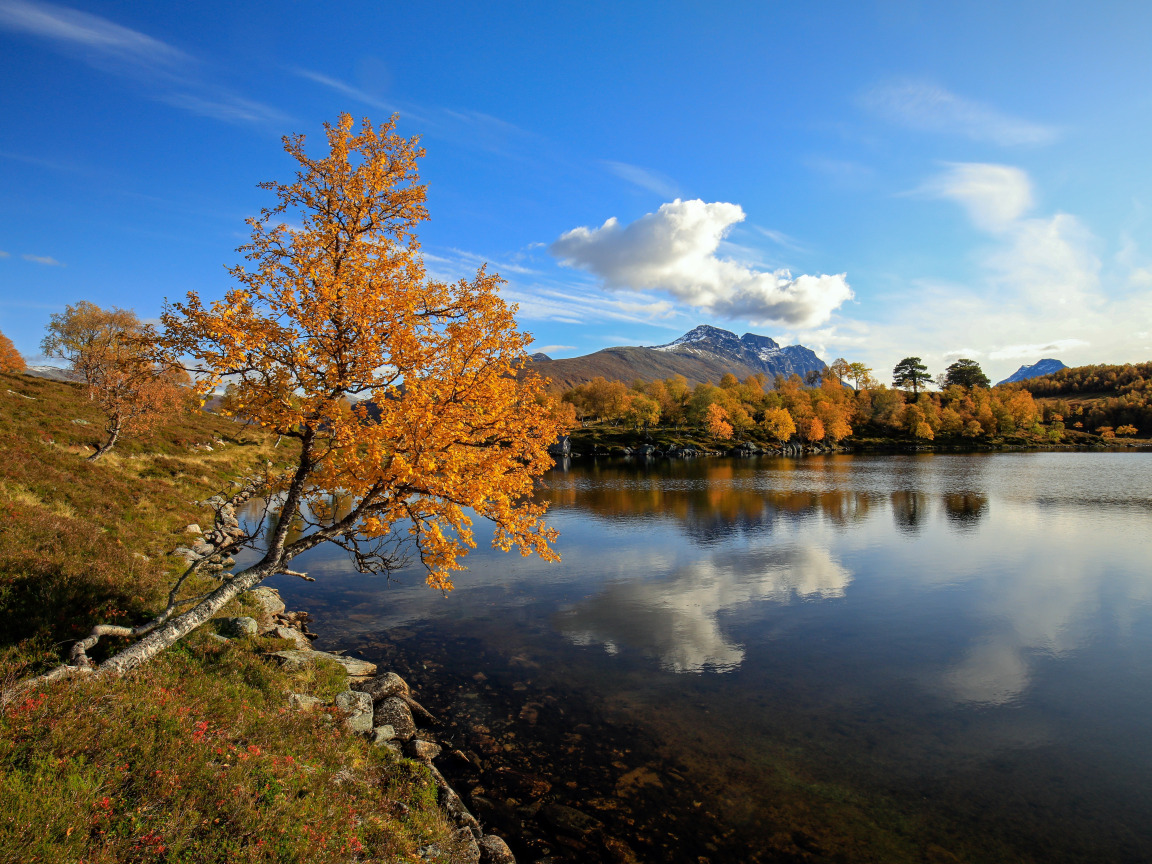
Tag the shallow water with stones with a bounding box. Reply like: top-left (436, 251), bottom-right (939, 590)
top-left (253, 452), bottom-right (1152, 863)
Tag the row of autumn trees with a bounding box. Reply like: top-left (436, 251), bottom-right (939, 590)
top-left (1016, 362), bottom-right (1152, 435)
top-left (557, 369), bottom-right (1047, 444)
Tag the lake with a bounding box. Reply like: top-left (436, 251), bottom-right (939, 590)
top-left (259, 452), bottom-right (1152, 863)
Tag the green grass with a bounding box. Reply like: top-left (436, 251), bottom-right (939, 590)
top-left (0, 371), bottom-right (458, 862)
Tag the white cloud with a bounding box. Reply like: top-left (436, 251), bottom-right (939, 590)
top-left (0, 250), bottom-right (9, 258)
top-left (550, 199), bottom-right (853, 328)
top-left (604, 161), bottom-right (681, 198)
top-left (863, 81), bottom-right (1059, 146)
top-left (531, 344), bottom-right (575, 355)
top-left (22, 253), bottom-right (64, 266)
top-left (920, 163), bottom-right (1034, 232)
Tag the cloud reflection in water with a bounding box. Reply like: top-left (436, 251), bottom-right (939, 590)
top-left (557, 545), bottom-right (852, 673)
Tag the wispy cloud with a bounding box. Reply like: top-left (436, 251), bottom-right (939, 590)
top-left (989, 339), bottom-right (1089, 361)
top-left (294, 68), bottom-right (543, 157)
top-left (0, 250), bottom-right (9, 258)
top-left (531, 344), bottom-right (576, 355)
top-left (803, 156), bottom-right (875, 189)
top-left (161, 92), bottom-right (292, 126)
top-left (0, 0), bottom-right (185, 66)
top-left (754, 225), bottom-right (810, 254)
top-left (292, 68), bottom-right (414, 120)
top-left (604, 161), bottom-right (681, 198)
top-left (0, 0), bottom-right (288, 127)
top-left (23, 254), bottom-right (64, 266)
top-left (862, 81), bottom-right (1059, 146)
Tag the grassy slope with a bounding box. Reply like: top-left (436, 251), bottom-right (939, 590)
top-left (0, 372), bottom-right (457, 862)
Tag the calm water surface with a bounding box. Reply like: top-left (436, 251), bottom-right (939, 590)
top-left (261, 452), bottom-right (1152, 863)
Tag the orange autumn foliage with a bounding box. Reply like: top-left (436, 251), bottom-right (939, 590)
top-left (0, 330), bottom-right (25, 372)
top-left (705, 403), bottom-right (734, 440)
top-left (41, 302), bottom-right (190, 460)
top-left (162, 114), bottom-right (561, 590)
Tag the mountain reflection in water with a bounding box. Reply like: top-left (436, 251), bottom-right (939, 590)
top-left (260, 452), bottom-right (1152, 863)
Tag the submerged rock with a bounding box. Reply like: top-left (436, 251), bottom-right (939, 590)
top-left (477, 834), bottom-right (516, 864)
top-left (540, 802), bottom-right (598, 837)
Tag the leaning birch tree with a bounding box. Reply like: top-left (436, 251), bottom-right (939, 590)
top-left (37, 113), bottom-right (562, 680)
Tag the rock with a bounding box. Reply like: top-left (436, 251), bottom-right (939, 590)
top-left (419, 828), bottom-right (480, 864)
top-left (478, 834), bottom-right (516, 864)
top-left (246, 587), bottom-right (286, 622)
top-left (185, 523), bottom-right (202, 534)
top-left (172, 546), bottom-right (201, 562)
top-left (404, 738), bottom-right (442, 763)
top-left (219, 616), bottom-right (258, 638)
top-left (369, 725), bottom-right (396, 745)
top-left (335, 690), bottom-right (373, 733)
top-left (374, 697), bottom-right (417, 740)
top-left (287, 693), bottom-right (323, 712)
top-left (191, 541), bottom-right (215, 556)
top-left (540, 803), bottom-right (598, 837)
top-left (352, 671), bottom-right (410, 700)
top-left (208, 633), bottom-right (230, 644)
top-left (429, 765), bottom-right (481, 833)
top-left (267, 649), bottom-right (377, 681)
top-left (268, 625), bottom-right (311, 650)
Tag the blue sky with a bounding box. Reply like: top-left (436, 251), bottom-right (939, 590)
top-left (2, 1), bottom-right (1151, 383)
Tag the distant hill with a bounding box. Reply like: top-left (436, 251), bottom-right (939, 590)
top-left (527, 325), bottom-right (826, 389)
top-left (996, 358), bottom-right (1068, 386)
top-left (23, 365), bottom-right (82, 383)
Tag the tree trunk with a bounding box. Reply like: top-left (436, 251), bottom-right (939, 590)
top-left (98, 565), bottom-right (270, 674)
top-left (88, 416), bottom-right (122, 462)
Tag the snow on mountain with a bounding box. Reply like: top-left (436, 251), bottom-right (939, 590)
top-left (996, 358), bottom-right (1068, 386)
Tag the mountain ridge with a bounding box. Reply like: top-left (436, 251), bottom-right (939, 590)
top-left (529, 325), bottom-right (826, 389)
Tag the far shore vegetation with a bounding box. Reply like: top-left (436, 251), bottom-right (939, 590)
top-left (545, 358), bottom-right (1152, 451)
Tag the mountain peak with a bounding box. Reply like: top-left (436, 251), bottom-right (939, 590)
top-left (650, 324), bottom-right (822, 379)
top-left (996, 358), bottom-right (1068, 386)
top-left (654, 324), bottom-right (740, 351)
